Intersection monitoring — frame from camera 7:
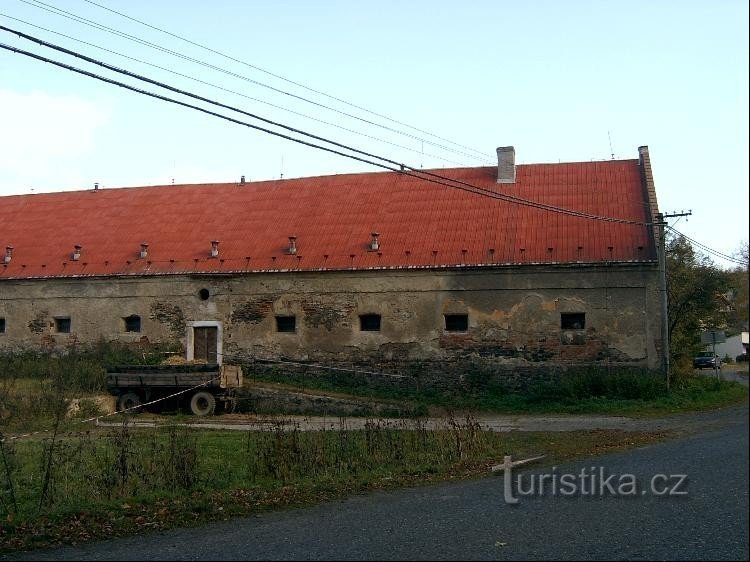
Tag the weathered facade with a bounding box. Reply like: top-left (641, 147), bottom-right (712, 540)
top-left (0, 146), bottom-right (664, 386)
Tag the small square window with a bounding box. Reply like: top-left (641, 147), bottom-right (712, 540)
top-left (276, 315), bottom-right (296, 333)
top-left (55, 317), bottom-right (71, 333)
top-left (359, 314), bottom-right (381, 331)
top-left (124, 315), bottom-right (141, 333)
top-left (561, 313), bottom-right (585, 330)
top-left (0, 318), bottom-right (5, 334)
top-left (444, 314), bottom-right (468, 332)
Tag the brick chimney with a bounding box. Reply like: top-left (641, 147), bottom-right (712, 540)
top-left (496, 146), bottom-right (516, 184)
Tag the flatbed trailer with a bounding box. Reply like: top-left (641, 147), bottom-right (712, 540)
top-left (106, 363), bottom-right (243, 415)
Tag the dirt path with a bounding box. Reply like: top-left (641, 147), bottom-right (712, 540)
top-left (96, 402), bottom-right (747, 435)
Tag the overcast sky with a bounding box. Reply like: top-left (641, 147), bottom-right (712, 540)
top-left (0, 0), bottom-right (747, 265)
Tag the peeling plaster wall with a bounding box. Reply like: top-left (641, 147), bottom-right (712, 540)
top-left (0, 264), bottom-right (662, 373)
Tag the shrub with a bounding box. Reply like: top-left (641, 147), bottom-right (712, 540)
top-left (0, 339), bottom-right (181, 393)
top-left (526, 369), bottom-right (666, 404)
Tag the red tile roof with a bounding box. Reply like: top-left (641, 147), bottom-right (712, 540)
top-left (0, 160), bottom-right (656, 280)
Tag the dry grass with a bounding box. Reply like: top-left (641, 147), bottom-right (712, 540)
top-left (0, 417), bottom-right (668, 554)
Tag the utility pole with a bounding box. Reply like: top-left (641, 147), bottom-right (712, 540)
top-left (658, 210), bottom-right (692, 391)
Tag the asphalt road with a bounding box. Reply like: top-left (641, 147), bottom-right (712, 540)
top-left (11, 404), bottom-right (748, 561)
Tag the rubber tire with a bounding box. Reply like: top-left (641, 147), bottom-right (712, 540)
top-left (190, 391), bottom-right (216, 416)
top-left (118, 392), bottom-right (142, 413)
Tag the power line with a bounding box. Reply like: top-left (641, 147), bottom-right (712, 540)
top-left (0, 35), bottom-right (651, 226)
top-left (15, 0), bottom-right (493, 164)
top-left (0, 32), bottom-right (650, 226)
top-left (81, 0), bottom-right (491, 161)
top-left (0, 25), bottom-right (441, 177)
top-left (0, 42), bottom-right (402, 168)
top-left (0, 14), bottom-right (469, 168)
top-left (667, 226), bottom-right (748, 267)
top-left (667, 227), bottom-right (744, 265)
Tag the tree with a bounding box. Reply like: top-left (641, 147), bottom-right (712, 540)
top-left (666, 234), bottom-right (730, 372)
top-left (725, 241), bottom-right (749, 335)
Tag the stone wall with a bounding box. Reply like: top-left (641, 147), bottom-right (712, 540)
top-left (0, 263), bottom-right (662, 382)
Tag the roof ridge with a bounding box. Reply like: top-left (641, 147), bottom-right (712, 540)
top-left (0, 159), bottom-right (639, 198)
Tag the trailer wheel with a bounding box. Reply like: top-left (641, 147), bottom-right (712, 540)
top-left (190, 391), bottom-right (216, 416)
top-left (118, 392), bottom-right (142, 413)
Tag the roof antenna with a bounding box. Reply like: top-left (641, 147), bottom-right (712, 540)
top-left (420, 140), bottom-right (424, 169)
top-left (280, 155), bottom-right (284, 180)
top-left (608, 130), bottom-right (615, 160)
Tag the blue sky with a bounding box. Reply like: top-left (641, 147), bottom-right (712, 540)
top-left (0, 0), bottom-right (747, 265)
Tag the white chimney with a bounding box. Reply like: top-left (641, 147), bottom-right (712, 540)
top-left (496, 146), bottom-right (516, 184)
top-left (287, 236), bottom-right (297, 255)
top-left (368, 232), bottom-right (380, 251)
top-left (4, 246), bottom-right (12, 264)
top-left (139, 243), bottom-right (149, 259)
top-left (210, 240), bottom-right (220, 258)
top-left (72, 244), bottom-right (82, 261)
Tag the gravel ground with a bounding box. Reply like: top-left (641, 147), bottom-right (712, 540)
top-left (95, 401), bottom-right (747, 435)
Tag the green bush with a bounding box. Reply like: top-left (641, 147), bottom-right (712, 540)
top-left (525, 369), bottom-right (666, 404)
top-left (0, 339), bottom-right (180, 393)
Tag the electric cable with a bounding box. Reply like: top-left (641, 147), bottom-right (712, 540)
top-left (14, 0), bottom-right (493, 164)
top-left (80, 0), bottom-right (491, 160)
top-left (0, 12), bottom-right (470, 167)
top-left (667, 226), bottom-right (748, 266)
top-left (0, 32), bottom-right (651, 226)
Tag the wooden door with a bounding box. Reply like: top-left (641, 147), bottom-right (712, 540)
top-left (193, 327), bottom-right (218, 364)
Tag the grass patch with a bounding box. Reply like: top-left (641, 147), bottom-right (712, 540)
top-left (246, 366), bottom-right (748, 417)
top-left (0, 340), bottom-right (178, 392)
top-left (0, 420), bottom-right (667, 554)
top-left (0, 341), bottom-right (180, 432)
top-left (1, 347), bottom-right (741, 553)
top-left (437, 375), bottom-right (748, 416)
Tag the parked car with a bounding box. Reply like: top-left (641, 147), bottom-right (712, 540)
top-left (693, 351), bottom-right (722, 370)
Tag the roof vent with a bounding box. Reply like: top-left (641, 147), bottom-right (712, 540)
top-left (287, 236), bottom-right (297, 255)
top-left (4, 246), bottom-right (13, 264)
top-left (72, 245), bottom-right (82, 261)
top-left (139, 242), bottom-right (149, 259)
top-left (94, 182), bottom-right (99, 191)
top-left (240, 175), bottom-right (246, 185)
top-left (210, 240), bottom-right (220, 258)
top-left (368, 232), bottom-right (380, 251)
top-left (496, 146), bottom-right (516, 184)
